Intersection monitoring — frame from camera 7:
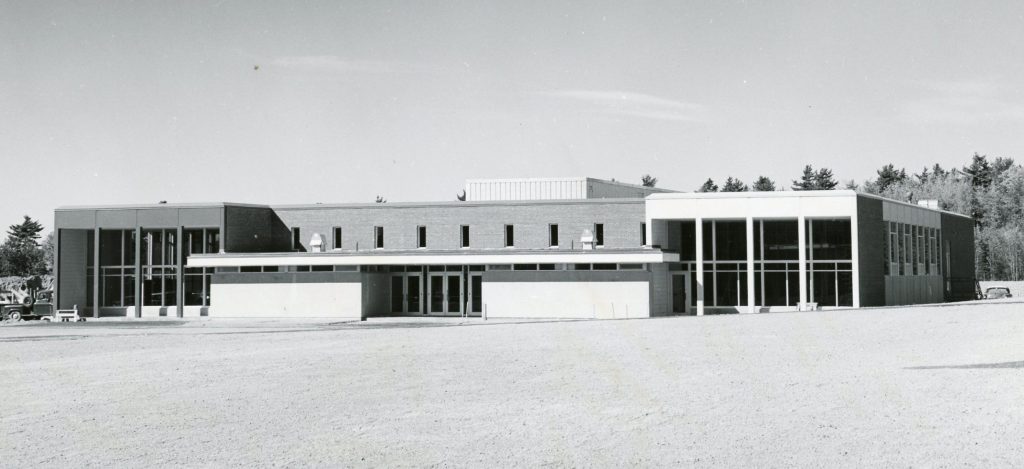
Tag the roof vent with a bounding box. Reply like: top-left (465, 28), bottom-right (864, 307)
top-left (580, 229), bottom-right (595, 250)
top-left (310, 233), bottom-right (324, 253)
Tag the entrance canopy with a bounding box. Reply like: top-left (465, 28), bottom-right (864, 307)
top-left (186, 248), bottom-right (678, 268)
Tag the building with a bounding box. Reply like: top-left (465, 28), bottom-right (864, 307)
top-left (52, 177), bottom-right (976, 320)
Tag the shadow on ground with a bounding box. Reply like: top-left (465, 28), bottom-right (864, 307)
top-left (906, 360), bottom-right (1024, 370)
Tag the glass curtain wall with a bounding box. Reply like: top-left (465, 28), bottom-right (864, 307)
top-left (183, 229), bottom-right (219, 306)
top-left (806, 219), bottom-right (853, 307)
top-left (85, 229), bottom-right (136, 307)
top-left (141, 229), bottom-right (178, 307)
top-left (702, 220), bottom-right (748, 307)
top-left (752, 220), bottom-right (801, 307)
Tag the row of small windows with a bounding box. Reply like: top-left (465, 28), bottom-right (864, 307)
top-left (883, 221), bottom-right (942, 276)
top-left (217, 263), bottom-right (647, 273)
top-left (292, 223), bottom-right (635, 250)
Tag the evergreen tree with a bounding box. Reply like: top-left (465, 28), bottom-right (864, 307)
top-left (752, 176), bottom-right (776, 192)
top-left (721, 177), bottom-right (748, 192)
top-left (875, 164), bottom-right (908, 191)
top-left (914, 166), bottom-right (929, 184)
top-left (963, 153), bottom-right (993, 188)
top-left (931, 163), bottom-right (947, 180)
top-left (7, 216), bottom-right (43, 247)
top-left (792, 165), bottom-right (817, 190)
top-left (697, 178), bottom-right (718, 192)
top-left (814, 167), bottom-right (838, 190)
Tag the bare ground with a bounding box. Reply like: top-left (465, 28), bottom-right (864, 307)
top-left (2, 302), bottom-right (1023, 467)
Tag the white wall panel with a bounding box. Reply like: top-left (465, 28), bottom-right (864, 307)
top-left (484, 281), bottom-right (650, 319)
top-left (211, 282), bottom-right (363, 318)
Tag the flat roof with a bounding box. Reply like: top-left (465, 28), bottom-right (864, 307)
top-left (187, 247), bottom-right (677, 267)
top-left (647, 189), bottom-right (973, 219)
top-left (55, 202), bottom-right (269, 211)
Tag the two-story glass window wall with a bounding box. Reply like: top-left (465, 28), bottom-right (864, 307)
top-left (141, 229), bottom-right (179, 306)
top-left (752, 220), bottom-right (801, 307)
top-left (701, 220), bottom-right (749, 307)
top-left (805, 219), bottom-right (853, 307)
top-left (183, 229), bottom-right (219, 306)
top-left (85, 229), bottom-right (137, 307)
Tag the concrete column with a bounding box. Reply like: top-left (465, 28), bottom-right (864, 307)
top-left (695, 217), bottom-right (704, 316)
top-left (176, 225), bottom-right (184, 318)
top-left (849, 212), bottom-right (861, 308)
top-left (797, 215), bottom-right (808, 310)
top-left (219, 209), bottom-right (227, 254)
top-left (746, 217), bottom-right (756, 314)
top-left (134, 227), bottom-right (142, 318)
top-left (93, 227), bottom-right (100, 318)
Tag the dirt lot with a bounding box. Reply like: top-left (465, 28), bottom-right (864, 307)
top-left (2, 302), bottom-right (1023, 467)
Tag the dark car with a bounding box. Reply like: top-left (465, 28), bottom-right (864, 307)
top-left (983, 286), bottom-right (1013, 299)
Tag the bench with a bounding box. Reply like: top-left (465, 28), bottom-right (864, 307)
top-left (54, 305), bottom-right (86, 322)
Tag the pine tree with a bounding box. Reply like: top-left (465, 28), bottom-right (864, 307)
top-left (752, 176), bottom-right (776, 191)
top-left (721, 177), bottom-right (748, 192)
top-left (963, 153), bottom-right (993, 188)
top-left (814, 167), bottom-right (838, 190)
top-left (6, 216), bottom-right (44, 247)
top-left (792, 165), bottom-right (817, 190)
top-left (697, 178), bottom-right (718, 192)
top-left (875, 164), bottom-right (908, 191)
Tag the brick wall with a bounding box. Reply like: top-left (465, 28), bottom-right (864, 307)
top-left (273, 200), bottom-right (646, 252)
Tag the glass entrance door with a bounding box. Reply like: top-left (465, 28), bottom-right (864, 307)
top-left (428, 273), bottom-right (463, 316)
top-left (390, 273), bottom-right (422, 315)
top-left (467, 274), bottom-right (483, 317)
top-left (671, 272), bottom-right (690, 315)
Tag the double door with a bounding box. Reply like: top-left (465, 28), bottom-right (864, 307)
top-left (390, 270), bottom-right (483, 317)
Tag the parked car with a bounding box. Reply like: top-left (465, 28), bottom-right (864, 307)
top-left (983, 286), bottom-right (1013, 299)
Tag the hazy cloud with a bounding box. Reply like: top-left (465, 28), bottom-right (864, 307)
top-left (539, 90), bottom-right (706, 122)
top-left (898, 80), bottom-right (1024, 125)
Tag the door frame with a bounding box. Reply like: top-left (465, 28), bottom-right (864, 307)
top-left (670, 271), bottom-right (691, 315)
top-left (427, 272), bottom-right (464, 316)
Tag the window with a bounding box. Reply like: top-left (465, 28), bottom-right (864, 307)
top-left (333, 227), bottom-right (342, 249)
top-left (505, 225), bottom-right (514, 247)
top-left (641, 223), bottom-right (646, 246)
top-left (291, 227), bottom-right (301, 251)
top-left (595, 223), bottom-right (604, 246)
top-left (417, 226), bottom-right (426, 248)
top-left (549, 224), bottom-right (558, 247)
top-left (461, 225), bottom-right (470, 248)
top-left (374, 226), bottom-right (384, 249)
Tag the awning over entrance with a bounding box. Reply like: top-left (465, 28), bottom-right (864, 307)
top-left (186, 248), bottom-right (678, 268)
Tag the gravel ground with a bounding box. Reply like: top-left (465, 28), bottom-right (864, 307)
top-left (2, 302), bottom-right (1023, 467)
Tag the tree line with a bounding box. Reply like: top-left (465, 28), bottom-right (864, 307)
top-left (641, 152), bottom-right (1022, 281)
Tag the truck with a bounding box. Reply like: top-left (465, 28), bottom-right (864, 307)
top-left (2, 289), bottom-right (56, 321)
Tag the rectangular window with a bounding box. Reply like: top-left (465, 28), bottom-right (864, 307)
top-left (291, 227), bottom-right (301, 251)
top-left (374, 226), bottom-right (384, 249)
top-left (595, 223), bottom-right (604, 246)
top-left (505, 225), bottom-right (514, 247)
top-left (549, 224), bottom-right (558, 247)
top-left (461, 225), bottom-right (470, 248)
top-left (641, 223), bottom-right (647, 246)
top-left (333, 227), bottom-right (342, 249)
top-left (417, 226), bottom-right (426, 248)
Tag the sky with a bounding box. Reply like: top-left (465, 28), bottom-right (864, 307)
top-left (2, 1), bottom-right (1023, 234)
